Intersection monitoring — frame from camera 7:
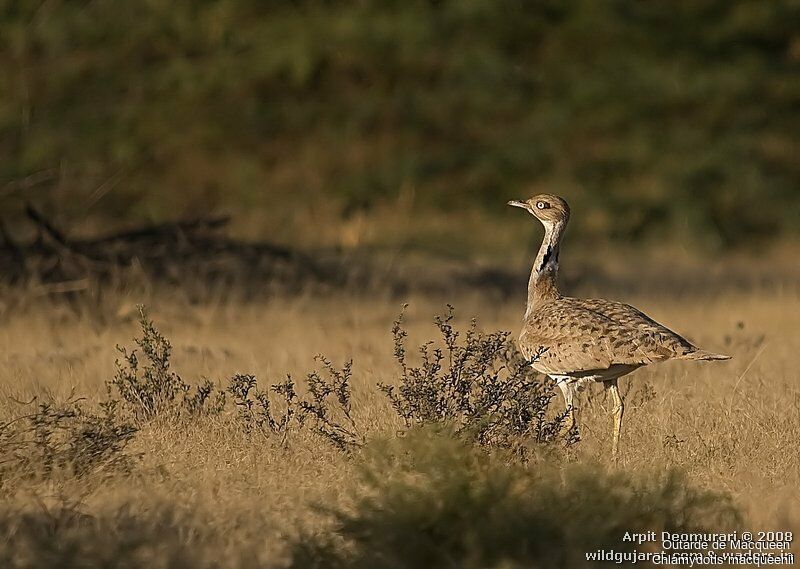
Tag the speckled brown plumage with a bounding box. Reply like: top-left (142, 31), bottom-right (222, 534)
top-left (519, 296), bottom-right (718, 378)
top-left (508, 193), bottom-right (730, 459)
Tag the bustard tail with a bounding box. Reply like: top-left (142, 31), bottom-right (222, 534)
top-left (681, 349), bottom-right (732, 361)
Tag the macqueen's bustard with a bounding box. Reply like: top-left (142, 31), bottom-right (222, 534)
top-left (508, 194), bottom-right (730, 459)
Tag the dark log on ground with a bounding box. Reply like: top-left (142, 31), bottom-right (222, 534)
top-left (0, 210), bottom-right (342, 298)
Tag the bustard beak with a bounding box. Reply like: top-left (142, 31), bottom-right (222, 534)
top-left (507, 200), bottom-right (530, 211)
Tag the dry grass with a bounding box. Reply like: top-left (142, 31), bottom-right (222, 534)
top-left (0, 281), bottom-right (798, 567)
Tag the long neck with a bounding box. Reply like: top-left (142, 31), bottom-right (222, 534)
top-left (524, 220), bottom-right (565, 319)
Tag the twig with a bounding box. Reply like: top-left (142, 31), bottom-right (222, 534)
top-left (32, 279), bottom-right (91, 296)
top-left (25, 203), bottom-right (69, 247)
top-left (86, 216), bottom-right (231, 245)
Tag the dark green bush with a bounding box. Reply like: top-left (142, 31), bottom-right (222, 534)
top-left (291, 427), bottom-right (741, 569)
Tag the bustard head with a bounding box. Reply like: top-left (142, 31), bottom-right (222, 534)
top-left (507, 194), bottom-right (570, 226)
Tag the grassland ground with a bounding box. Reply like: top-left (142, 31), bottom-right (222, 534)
top-left (0, 268), bottom-right (798, 566)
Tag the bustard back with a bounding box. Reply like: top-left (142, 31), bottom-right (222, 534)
top-left (508, 194), bottom-right (730, 459)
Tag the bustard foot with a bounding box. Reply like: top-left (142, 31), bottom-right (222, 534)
top-left (556, 380), bottom-right (580, 443)
top-left (606, 379), bottom-right (625, 463)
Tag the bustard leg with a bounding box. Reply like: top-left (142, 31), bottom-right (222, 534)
top-left (556, 379), bottom-right (578, 438)
top-left (605, 379), bottom-right (624, 460)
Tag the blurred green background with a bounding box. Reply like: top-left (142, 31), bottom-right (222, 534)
top-left (1, 0), bottom-right (799, 255)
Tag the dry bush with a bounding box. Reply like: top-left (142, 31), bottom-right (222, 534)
top-left (228, 373), bottom-right (298, 439)
top-left (107, 307), bottom-right (225, 422)
top-left (380, 305), bottom-right (571, 457)
top-left (228, 357), bottom-right (361, 452)
top-left (299, 357), bottom-right (361, 452)
top-left (106, 306), bottom-right (360, 450)
top-left (0, 396), bottom-right (136, 491)
top-left (291, 426), bottom-right (741, 569)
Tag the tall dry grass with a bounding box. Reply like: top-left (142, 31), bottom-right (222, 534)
top-left (0, 281), bottom-right (798, 567)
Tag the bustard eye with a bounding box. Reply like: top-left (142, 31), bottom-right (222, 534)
top-left (536, 201), bottom-right (549, 210)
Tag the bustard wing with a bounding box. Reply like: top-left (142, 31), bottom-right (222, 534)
top-left (519, 297), bottom-right (698, 376)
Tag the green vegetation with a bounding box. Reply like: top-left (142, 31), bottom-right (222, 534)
top-left (292, 427), bottom-right (739, 569)
top-left (1, 0), bottom-right (799, 249)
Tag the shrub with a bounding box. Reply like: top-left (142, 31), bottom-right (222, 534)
top-left (107, 307), bottom-right (225, 422)
top-left (298, 357), bottom-right (361, 453)
top-left (227, 357), bottom-right (362, 452)
top-left (290, 427), bottom-right (741, 569)
top-left (0, 396), bottom-right (136, 489)
top-left (227, 373), bottom-right (299, 442)
top-left (380, 305), bottom-right (571, 458)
